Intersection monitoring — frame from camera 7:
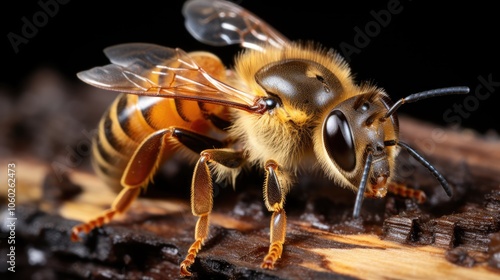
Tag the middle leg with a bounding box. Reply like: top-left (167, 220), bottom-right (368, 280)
top-left (261, 159), bottom-right (288, 270)
top-left (179, 148), bottom-right (245, 276)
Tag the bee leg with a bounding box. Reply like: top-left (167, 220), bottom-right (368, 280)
top-left (261, 160), bottom-right (287, 270)
top-left (180, 148), bottom-right (245, 277)
top-left (387, 182), bottom-right (427, 203)
top-left (71, 129), bottom-right (174, 241)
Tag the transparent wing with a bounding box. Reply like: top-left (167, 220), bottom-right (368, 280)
top-left (77, 43), bottom-right (262, 112)
top-left (183, 0), bottom-right (290, 52)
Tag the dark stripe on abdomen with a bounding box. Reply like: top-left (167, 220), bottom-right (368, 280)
top-left (117, 94), bottom-right (140, 140)
top-left (174, 99), bottom-right (193, 122)
top-left (94, 133), bottom-right (119, 166)
top-left (103, 112), bottom-right (124, 152)
top-left (138, 96), bottom-right (166, 130)
top-left (198, 102), bottom-right (232, 131)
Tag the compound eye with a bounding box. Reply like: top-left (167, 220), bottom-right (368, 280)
top-left (323, 110), bottom-right (356, 172)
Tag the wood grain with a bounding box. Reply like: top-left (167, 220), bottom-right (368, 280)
top-left (2, 117), bottom-right (500, 279)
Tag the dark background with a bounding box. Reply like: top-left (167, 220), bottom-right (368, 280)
top-left (2, 0), bottom-right (499, 134)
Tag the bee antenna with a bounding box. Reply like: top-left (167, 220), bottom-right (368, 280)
top-left (397, 141), bottom-right (453, 197)
top-left (353, 151), bottom-right (373, 218)
top-left (383, 86), bottom-right (470, 119)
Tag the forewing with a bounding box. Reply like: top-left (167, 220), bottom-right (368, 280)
top-left (77, 43), bottom-right (260, 111)
top-left (183, 0), bottom-right (290, 52)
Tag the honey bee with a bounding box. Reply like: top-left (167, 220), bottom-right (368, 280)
top-left (71, 0), bottom-right (469, 276)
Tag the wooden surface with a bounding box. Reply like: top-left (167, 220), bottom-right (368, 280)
top-left (2, 117), bottom-right (500, 279)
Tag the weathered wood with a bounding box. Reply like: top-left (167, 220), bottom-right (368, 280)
top-left (1, 117), bottom-right (500, 279)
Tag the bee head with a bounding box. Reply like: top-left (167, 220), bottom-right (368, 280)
top-left (318, 90), bottom-right (399, 199)
top-left (316, 86), bottom-right (469, 218)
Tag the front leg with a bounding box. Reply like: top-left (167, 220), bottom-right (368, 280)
top-left (387, 182), bottom-right (427, 203)
top-left (261, 159), bottom-right (288, 270)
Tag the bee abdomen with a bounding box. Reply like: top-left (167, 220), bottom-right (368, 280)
top-left (91, 94), bottom-right (151, 191)
top-left (91, 92), bottom-right (230, 191)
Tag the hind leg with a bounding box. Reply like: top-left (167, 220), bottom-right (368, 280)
top-left (71, 128), bottom-right (175, 241)
top-left (71, 127), bottom-right (227, 241)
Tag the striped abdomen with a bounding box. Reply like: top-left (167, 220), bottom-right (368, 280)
top-left (91, 51), bottom-right (234, 191)
top-left (92, 93), bottom-right (231, 191)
